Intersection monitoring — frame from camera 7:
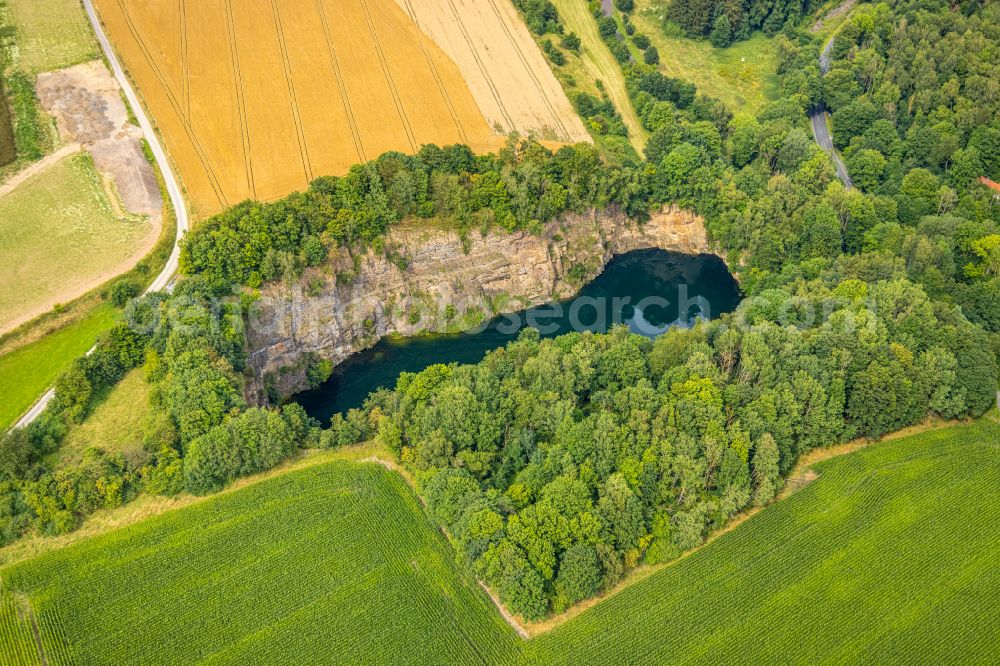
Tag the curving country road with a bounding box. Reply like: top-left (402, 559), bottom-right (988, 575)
top-left (809, 36), bottom-right (853, 189)
top-left (11, 0), bottom-right (189, 431)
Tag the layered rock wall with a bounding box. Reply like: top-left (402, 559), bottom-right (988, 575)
top-left (245, 207), bottom-right (717, 401)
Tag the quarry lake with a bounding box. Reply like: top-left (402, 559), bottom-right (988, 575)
top-left (295, 249), bottom-right (740, 422)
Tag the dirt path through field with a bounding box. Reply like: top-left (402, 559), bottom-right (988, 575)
top-left (0, 59), bottom-right (164, 335)
top-left (0, 143), bottom-right (81, 197)
top-left (0, 151), bottom-right (162, 335)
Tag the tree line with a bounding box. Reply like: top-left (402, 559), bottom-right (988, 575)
top-left (667, 0), bottom-right (826, 47)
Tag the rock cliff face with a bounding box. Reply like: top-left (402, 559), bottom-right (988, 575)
top-left (245, 207), bottom-right (718, 402)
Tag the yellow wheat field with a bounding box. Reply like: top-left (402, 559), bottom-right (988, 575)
top-left (92, 0), bottom-right (589, 218)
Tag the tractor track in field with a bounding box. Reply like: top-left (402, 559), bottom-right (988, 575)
top-left (371, 1), bottom-right (423, 51)
top-left (445, 0), bottom-right (516, 131)
top-left (400, 0), bottom-right (469, 143)
top-left (270, 0), bottom-right (313, 182)
top-left (223, 0), bottom-right (256, 199)
top-left (179, 0), bottom-right (190, 120)
top-left (361, 0), bottom-right (417, 153)
top-left (485, 0), bottom-right (570, 140)
top-left (0, 143), bottom-right (81, 197)
top-left (314, 0), bottom-right (365, 164)
top-left (114, 0), bottom-right (228, 209)
top-left (26, 608), bottom-right (47, 666)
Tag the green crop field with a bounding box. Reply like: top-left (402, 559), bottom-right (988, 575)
top-left (2, 418), bottom-right (998, 664)
top-left (6, 0), bottom-right (98, 74)
top-left (0, 462), bottom-right (522, 665)
top-left (525, 417), bottom-right (1000, 663)
top-left (631, 1), bottom-right (780, 114)
top-left (0, 303), bottom-right (118, 431)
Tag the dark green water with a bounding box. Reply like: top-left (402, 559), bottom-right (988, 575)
top-left (295, 249), bottom-right (740, 423)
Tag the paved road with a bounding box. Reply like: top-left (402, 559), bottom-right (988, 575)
top-left (83, 0), bottom-right (189, 293)
top-left (819, 34), bottom-right (835, 74)
top-left (11, 0), bottom-right (189, 432)
top-left (810, 110), bottom-right (852, 187)
top-left (809, 36), bottom-right (853, 189)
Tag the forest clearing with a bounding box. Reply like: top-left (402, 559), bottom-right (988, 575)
top-left (629, 1), bottom-right (779, 114)
top-left (90, 0), bottom-right (588, 218)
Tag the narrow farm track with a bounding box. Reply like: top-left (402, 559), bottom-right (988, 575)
top-left (0, 143), bottom-right (81, 197)
top-left (271, 0), bottom-right (313, 182)
top-left (178, 0), bottom-right (190, 119)
top-left (444, 0), bottom-right (517, 130)
top-left (25, 607), bottom-right (46, 666)
top-left (12, 0), bottom-right (191, 433)
top-left (549, 0), bottom-right (646, 149)
top-left (400, 0), bottom-right (469, 143)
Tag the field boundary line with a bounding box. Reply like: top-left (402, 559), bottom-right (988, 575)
top-left (360, 0), bottom-right (417, 152)
top-left (223, 0), bottom-right (256, 199)
top-left (179, 0), bottom-right (190, 120)
top-left (486, 0), bottom-right (571, 141)
top-left (270, 0), bottom-right (313, 182)
top-left (400, 0), bottom-right (469, 143)
top-left (369, 2), bottom-right (423, 52)
top-left (112, 0), bottom-right (228, 208)
top-left (445, 0), bottom-right (516, 132)
top-left (314, 0), bottom-right (365, 163)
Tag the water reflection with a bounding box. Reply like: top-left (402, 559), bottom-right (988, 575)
top-left (294, 249), bottom-right (740, 422)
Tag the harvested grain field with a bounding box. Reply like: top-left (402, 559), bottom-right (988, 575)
top-left (90, 0), bottom-right (590, 218)
top-left (397, 0), bottom-right (589, 144)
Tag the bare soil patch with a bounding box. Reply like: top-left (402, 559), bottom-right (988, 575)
top-left (37, 60), bottom-right (163, 219)
top-left (0, 60), bottom-right (162, 334)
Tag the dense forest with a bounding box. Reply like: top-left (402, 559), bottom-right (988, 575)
top-left (667, 0), bottom-right (825, 45)
top-left (0, 0), bottom-right (998, 623)
top-left (342, 270), bottom-right (994, 618)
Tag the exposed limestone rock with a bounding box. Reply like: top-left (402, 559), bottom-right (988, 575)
top-left (245, 207), bottom-right (719, 403)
